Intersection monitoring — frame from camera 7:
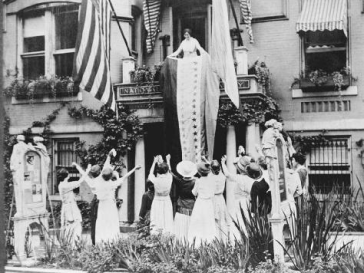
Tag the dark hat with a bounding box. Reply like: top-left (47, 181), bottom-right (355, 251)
top-left (246, 163), bottom-right (263, 180)
top-left (102, 167), bottom-right (113, 181)
top-left (211, 160), bottom-right (221, 173)
top-left (197, 162), bottom-right (211, 176)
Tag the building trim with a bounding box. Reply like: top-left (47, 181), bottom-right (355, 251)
top-left (292, 86), bottom-right (358, 98)
top-left (285, 118), bottom-right (364, 132)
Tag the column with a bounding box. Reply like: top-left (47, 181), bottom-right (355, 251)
top-left (255, 123), bottom-right (261, 145)
top-left (226, 125), bottom-right (237, 215)
top-left (134, 136), bottom-right (145, 222)
top-left (122, 57), bottom-right (136, 84)
top-left (245, 122), bottom-right (256, 157)
top-left (234, 46), bottom-right (249, 75)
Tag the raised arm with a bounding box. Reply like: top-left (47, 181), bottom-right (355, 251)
top-left (166, 154), bottom-right (171, 171)
top-left (103, 148), bottom-right (116, 170)
top-left (221, 155), bottom-right (233, 178)
top-left (68, 163), bottom-right (92, 189)
top-left (72, 162), bottom-right (93, 185)
top-left (118, 165), bottom-right (142, 186)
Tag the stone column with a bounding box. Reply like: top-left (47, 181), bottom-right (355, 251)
top-left (134, 136), bottom-right (146, 222)
top-left (234, 46), bottom-right (248, 75)
top-left (226, 125), bottom-right (237, 215)
top-left (255, 123), bottom-right (261, 144)
top-left (122, 57), bottom-right (136, 84)
top-left (245, 123), bottom-right (256, 157)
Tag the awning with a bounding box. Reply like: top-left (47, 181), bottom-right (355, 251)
top-left (296, 0), bottom-right (347, 36)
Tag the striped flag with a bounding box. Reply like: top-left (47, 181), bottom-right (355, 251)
top-left (239, 0), bottom-right (254, 43)
top-left (211, 0), bottom-right (240, 108)
top-left (143, 0), bottom-right (162, 54)
top-left (73, 0), bottom-right (116, 111)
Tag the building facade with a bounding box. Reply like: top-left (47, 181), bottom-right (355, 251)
top-left (3, 0), bottom-right (364, 225)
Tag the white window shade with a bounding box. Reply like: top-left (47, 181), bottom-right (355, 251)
top-left (23, 15), bottom-right (45, 38)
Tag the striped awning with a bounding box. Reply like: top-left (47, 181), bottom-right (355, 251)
top-left (296, 0), bottom-right (347, 36)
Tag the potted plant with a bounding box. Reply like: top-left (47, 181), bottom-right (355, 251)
top-left (293, 67), bottom-right (353, 92)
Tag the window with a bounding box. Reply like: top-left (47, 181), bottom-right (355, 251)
top-left (20, 4), bottom-right (79, 80)
top-left (307, 137), bottom-right (351, 195)
top-left (303, 30), bottom-right (347, 73)
top-left (51, 138), bottom-right (80, 195)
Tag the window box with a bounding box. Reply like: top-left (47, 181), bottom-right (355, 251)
top-left (300, 75), bottom-right (350, 92)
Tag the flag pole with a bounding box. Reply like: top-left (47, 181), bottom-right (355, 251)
top-left (228, 0), bottom-right (244, 46)
top-left (108, 0), bottom-right (133, 57)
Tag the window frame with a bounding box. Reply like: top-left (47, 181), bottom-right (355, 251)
top-left (50, 137), bottom-right (80, 196)
top-left (307, 136), bottom-right (352, 197)
top-left (17, 3), bottom-right (80, 80)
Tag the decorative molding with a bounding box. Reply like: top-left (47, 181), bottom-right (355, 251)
top-left (115, 83), bottom-right (161, 96)
top-left (301, 100), bottom-right (351, 113)
top-left (292, 86), bottom-right (358, 98)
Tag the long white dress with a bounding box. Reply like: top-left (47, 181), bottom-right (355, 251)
top-left (94, 178), bottom-right (122, 244)
top-left (58, 179), bottom-right (83, 244)
top-left (229, 174), bottom-right (255, 239)
top-left (212, 172), bottom-right (230, 242)
top-left (188, 176), bottom-right (216, 246)
top-left (148, 173), bottom-right (174, 235)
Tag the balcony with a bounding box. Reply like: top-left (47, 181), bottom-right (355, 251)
top-left (115, 74), bottom-right (266, 114)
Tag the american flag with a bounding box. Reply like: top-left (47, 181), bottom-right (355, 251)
top-left (73, 0), bottom-right (116, 111)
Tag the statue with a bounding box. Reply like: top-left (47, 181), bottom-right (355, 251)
top-left (169, 28), bottom-right (204, 59)
top-left (33, 136), bottom-right (50, 178)
top-left (10, 135), bottom-right (34, 216)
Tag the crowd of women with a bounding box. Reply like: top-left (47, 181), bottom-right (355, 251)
top-left (58, 119), bottom-right (308, 246)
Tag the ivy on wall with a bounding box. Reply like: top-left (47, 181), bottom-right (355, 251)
top-left (217, 96), bottom-right (281, 128)
top-left (67, 105), bottom-right (143, 171)
top-left (289, 130), bottom-right (329, 154)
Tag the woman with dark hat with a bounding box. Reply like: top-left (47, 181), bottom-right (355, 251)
top-left (172, 160), bottom-right (198, 241)
top-left (211, 160), bottom-right (230, 242)
top-left (221, 155), bottom-right (254, 238)
top-left (248, 162), bottom-right (272, 215)
top-left (137, 180), bottom-right (155, 238)
top-left (188, 162), bottom-right (216, 246)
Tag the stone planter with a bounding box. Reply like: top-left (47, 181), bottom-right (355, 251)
top-left (299, 75), bottom-right (350, 92)
top-left (328, 231), bottom-right (364, 252)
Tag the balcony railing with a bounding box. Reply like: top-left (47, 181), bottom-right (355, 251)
top-left (114, 74), bottom-right (265, 109)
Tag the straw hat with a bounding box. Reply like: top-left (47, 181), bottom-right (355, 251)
top-left (246, 162), bottom-right (263, 180)
top-left (235, 156), bottom-right (251, 173)
top-left (176, 160), bottom-right (197, 179)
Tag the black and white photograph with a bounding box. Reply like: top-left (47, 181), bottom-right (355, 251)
top-left (2, 0), bottom-right (364, 272)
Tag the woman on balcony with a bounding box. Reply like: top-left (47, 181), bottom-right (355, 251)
top-left (169, 28), bottom-right (204, 59)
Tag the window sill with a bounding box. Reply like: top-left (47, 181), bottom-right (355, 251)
top-left (292, 85), bottom-right (357, 98)
top-left (11, 91), bottom-right (82, 105)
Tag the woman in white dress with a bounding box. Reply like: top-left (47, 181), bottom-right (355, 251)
top-left (188, 162), bottom-right (216, 246)
top-left (91, 164), bottom-right (141, 244)
top-left (211, 160), bottom-right (230, 242)
top-left (58, 164), bottom-right (91, 245)
top-left (148, 155), bottom-right (174, 235)
top-left (169, 28), bottom-right (204, 59)
top-left (221, 155), bottom-right (255, 239)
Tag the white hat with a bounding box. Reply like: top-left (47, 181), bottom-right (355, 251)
top-left (176, 160), bottom-right (197, 179)
top-left (33, 136), bottom-right (44, 143)
top-left (16, 135), bottom-right (25, 141)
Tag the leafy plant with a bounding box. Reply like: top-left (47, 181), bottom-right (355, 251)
top-left (129, 64), bottom-right (162, 85)
top-left (281, 194), bottom-right (348, 271)
top-left (4, 75), bottom-right (77, 100)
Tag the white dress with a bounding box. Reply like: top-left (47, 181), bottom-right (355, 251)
top-left (94, 178), bottom-right (122, 244)
top-left (179, 38), bottom-right (200, 58)
top-left (188, 176), bottom-right (216, 246)
top-left (148, 173), bottom-right (174, 235)
top-left (58, 180), bottom-right (83, 244)
top-left (229, 174), bottom-right (255, 239)
top-left (212, 172), bottom-right (230, 242)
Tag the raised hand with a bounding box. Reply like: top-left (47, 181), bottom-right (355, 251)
top-left (166, 154), bottom-right (171, 162)
top-left (134, 165), bottom-right (142, 170)
top-left (221, 155), bottom-right (227, 164)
